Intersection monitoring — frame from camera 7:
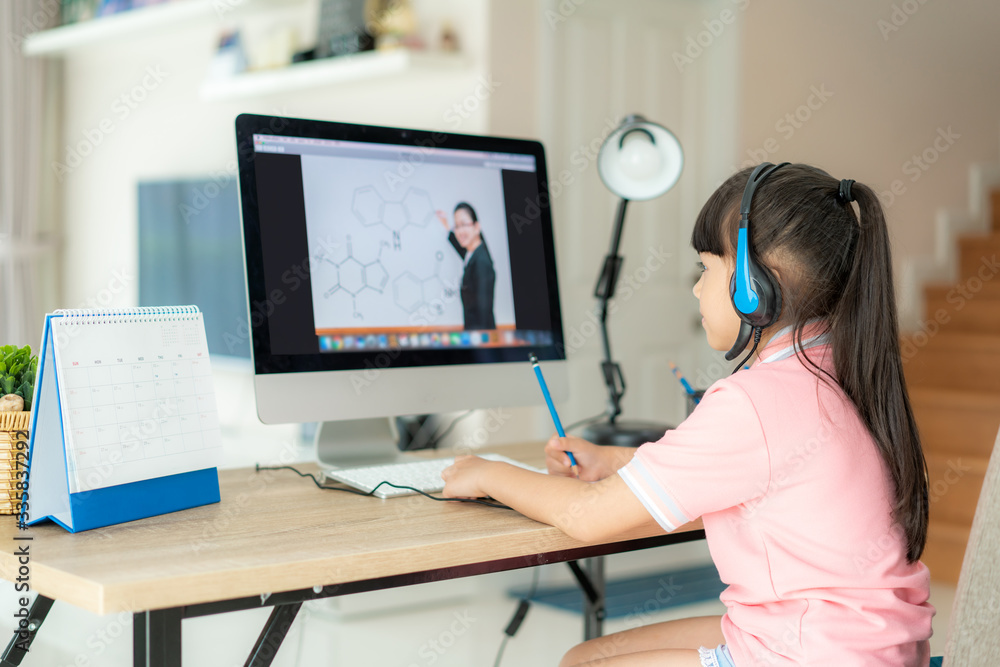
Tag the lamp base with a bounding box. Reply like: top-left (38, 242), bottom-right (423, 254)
top-left (582, 419), bottom-right (672, 448)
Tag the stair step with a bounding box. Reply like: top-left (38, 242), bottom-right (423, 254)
top-left (924, 281), bottom-right (1000, 334)
top-left (992, 189), bottom-right (1000, 233)
top-left (924, 294), bottom-right (1000, 334)
top-left (958, 234), bottom-right (1000, 282)
top-left (903, 332), bottom-right (1000, 392)
top-left (927, 453), bottom-right (988, 526)
top-left (909, 387), bottom-right (1000, 458)
top-left (923, 520), bottom-right (970, 584)
top-left (925, 280), bottom-right (1000, 299)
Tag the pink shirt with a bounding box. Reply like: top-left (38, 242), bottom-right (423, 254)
top-left (619, 327), bottom-right (933, 665)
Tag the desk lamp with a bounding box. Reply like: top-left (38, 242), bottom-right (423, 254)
top-left (582, 114), bottom-right (684, 447)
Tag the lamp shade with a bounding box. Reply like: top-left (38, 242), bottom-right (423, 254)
top-left (597, 114), bottom-right (683, 201)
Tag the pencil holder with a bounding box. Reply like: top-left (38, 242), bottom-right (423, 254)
top-left (685, 390), bottom-right (706, 418)
top-left (0, 411), bottom-right (30, 515)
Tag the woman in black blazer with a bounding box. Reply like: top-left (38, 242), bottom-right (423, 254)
top-left (437, 202), bottom-right (496, 330)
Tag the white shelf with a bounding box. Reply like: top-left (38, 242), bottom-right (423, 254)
top-left (23, 0), bottom-right (294, 56)
top-left (199, 49), bottom-right (469, 101)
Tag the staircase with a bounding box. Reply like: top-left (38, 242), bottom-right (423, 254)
top-left (904, 190), bottom-right (1000, 584)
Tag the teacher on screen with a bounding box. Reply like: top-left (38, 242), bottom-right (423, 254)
top-left (437, 202), bottom-right (496, 330)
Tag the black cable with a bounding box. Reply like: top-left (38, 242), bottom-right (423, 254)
top-left (732, 326), bottom-right (763, 375)
top-left (493, 567), bottom-right (541, 667)
top-left (427, 409), bottom-right (475, 446)
top-left (494, 635), bottom-right (511, 667)
top-left (254, 463), bottom-right (511, 509)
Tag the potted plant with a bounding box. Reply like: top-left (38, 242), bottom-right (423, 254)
top-left (0, 344), bottom-right (37, 515)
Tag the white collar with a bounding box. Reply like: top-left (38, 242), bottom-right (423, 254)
top-left (758, 324), bottom-right (830, 364)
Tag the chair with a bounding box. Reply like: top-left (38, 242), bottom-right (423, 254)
top-left (932, 425), bottom-right (1000, 665)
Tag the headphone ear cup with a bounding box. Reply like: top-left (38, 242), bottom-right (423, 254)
top-left (749, 268), bottom-right (781, 328)
top-left (729, 260), bottom-right (782, 328)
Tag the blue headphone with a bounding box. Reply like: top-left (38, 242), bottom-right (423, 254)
top-left (725, 162), bottom-right (788, 361)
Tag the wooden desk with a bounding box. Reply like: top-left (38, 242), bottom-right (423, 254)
top-left (0, 443), bottom-right (703, 667)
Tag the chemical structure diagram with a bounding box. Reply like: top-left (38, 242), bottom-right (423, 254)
top-left (319, 236), bottom-right (389, 319)
top-left (352, 185), bottom-right (436, 250)
top-left (393, 251), bottom-right (457, 317)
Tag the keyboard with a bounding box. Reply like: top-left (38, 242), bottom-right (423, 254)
top-left (322, 453), bottom-right (544, 499)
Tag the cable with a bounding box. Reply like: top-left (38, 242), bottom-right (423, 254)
top-left (732, 326), bottom-right (763, 375)
top-left (427, 409), bottom-right (476, 446)
top-left (254, 464), bottom-right (512, 509)
top-left (493, 567), bottom-right (541, 667)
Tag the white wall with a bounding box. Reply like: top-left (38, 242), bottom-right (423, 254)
top-left (736, 0), bottom-right (1000, 328)
top-left (56, 0), bottom-right (490, 316)
top-left (6, 1), bottom-right (979, 664)
top-left (48, 0), bottom-right (741, 450)
top-left (42, 1), bottom-right (1000, 439)
top-left (51, 0), bottom-right (496, 450)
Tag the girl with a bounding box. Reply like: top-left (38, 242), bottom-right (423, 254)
top-left (442, 163), bottom-right (934, 666)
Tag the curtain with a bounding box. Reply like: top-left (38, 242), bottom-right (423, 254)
top-left (0, 0), bottom-right (59, 348)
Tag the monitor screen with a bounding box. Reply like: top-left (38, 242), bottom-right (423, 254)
top-left (235, 114), bottom-right (567, 424)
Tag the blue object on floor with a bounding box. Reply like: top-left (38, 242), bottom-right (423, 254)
top-left (511, 563), bottom-right (727, 620)
top-left (929, 657), bottom-right (943, 667)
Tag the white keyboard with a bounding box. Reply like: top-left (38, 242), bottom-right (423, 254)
top-left (323, 453), bottom-right (543, 499)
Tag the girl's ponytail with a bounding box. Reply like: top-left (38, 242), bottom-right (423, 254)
top-left (830, 182), bottom-right (928, 562)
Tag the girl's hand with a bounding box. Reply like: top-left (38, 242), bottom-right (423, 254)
top-left (545, 436), bottom-right (616, 481)
top-left (441, 455), bottom-right (493, 498)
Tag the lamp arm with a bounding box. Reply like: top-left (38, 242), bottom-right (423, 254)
top-left (593, 198), bottom-right (630, 423)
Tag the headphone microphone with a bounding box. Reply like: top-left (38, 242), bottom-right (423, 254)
top-left (725, 162), bottom-right (788, 362)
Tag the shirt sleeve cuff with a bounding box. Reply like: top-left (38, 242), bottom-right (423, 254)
top-left (618, 455), bottom-right (690, 532)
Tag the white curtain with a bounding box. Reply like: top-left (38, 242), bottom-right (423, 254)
top-left (0, 0), bottom-right (59, 348)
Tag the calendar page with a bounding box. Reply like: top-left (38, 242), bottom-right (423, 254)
top-left (49, 308), bottom-right (223, 494)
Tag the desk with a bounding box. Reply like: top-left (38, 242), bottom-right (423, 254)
top-left (0, 443), bottom-right (704, 667)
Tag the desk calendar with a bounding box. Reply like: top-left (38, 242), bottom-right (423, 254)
top-left (25, 307), bottom-right (222, 532)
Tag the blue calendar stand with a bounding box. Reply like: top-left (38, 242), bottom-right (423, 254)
top-left (24, 309), bottom-right (221, 533)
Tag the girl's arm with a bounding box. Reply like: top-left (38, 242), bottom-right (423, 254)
top-left (441, 457), bottom-right (657, 543)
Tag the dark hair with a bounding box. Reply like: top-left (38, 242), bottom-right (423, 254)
top-left (454, 202), bottom-right (478, 223)
top-left (692, 163), bottom-right (928, 562)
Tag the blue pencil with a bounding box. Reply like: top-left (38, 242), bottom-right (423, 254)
top-left (669, 362), bottom-right (700, 404)
top-left (529, 354), bottom-right (579, 477)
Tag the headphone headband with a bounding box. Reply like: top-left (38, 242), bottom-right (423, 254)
top-left (740, 162), bottom-right (789, 224)
top-left (725, 162), bottom-right (789, 362)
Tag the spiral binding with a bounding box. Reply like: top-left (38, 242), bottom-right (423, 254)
top-left (53, 306), bottom-right (201, 323)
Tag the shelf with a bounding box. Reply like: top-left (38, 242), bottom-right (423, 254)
top-left (23, 0), bottom-right (294, 56)
top-left (199, 49), bottom-right (469, 101)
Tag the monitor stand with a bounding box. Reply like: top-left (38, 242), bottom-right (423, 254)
top-left (313, 418), bottom-right (406, 470)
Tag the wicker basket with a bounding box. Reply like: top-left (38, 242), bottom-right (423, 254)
top-left (0, 411), bottom-right (30, 515)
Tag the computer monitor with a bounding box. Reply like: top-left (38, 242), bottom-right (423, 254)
top-left (234, 114), bottom-right (567, 464)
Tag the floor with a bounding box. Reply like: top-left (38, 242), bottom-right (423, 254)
top-left (0, 540), bottom-right (957, 666)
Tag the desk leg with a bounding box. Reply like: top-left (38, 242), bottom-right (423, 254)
top-left (1, 595), bottom-right (54, 667)
top-left (583, 557), bottom-right (606, 640)
top-left (134, 609), bottom-right (182, 667)
top-left (133, 612), bottom-right (145, 667)
top-left (568, 558), bottom-right (606, 640)
top-left (244, 602), bottom-right (302, 667)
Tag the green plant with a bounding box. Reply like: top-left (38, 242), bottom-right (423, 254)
top-left (0, 345), bottom-right (38, 412)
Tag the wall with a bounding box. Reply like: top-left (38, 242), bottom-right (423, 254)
top-left (736, 0), bottom-right (1000, 328)
top-left (57, 0), bottom-right (490, 316)
top-left (519, 0), bottom-right (740, 438)
top-left (9, 6), bottom-right (742, 666)
top-left (39, 2), bottom-right (1000, 444)
top-left (48, 0), bottom-right (741, 450)
top-left (51, 0), bottom-right (494, 450)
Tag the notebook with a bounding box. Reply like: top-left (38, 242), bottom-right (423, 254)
top-left (25, 306), bottom-right (222, 532)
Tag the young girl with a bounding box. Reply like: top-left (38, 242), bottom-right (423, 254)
top-left (442, 163), bottom-right (934, 666)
